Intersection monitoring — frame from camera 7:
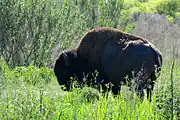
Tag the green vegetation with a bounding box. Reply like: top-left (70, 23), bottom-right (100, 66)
top-left (0, 59), bottom-right (179, 119)
top-left (0, 0), bottom-right (180, 119)
top-left (1, 0), bottom-right (180, 67)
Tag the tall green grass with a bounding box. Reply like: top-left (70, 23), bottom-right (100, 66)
top-left (0, 59), bottom-right (179, 120)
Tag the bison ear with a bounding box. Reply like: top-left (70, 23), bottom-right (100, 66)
top-left (62, 51), bottom-right (69, 67)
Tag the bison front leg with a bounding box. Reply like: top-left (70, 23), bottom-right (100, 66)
top-left (65, 79), bottom-right (71, 91)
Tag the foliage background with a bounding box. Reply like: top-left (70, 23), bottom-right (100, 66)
top-left (1, 0), bottom-right (180, 67)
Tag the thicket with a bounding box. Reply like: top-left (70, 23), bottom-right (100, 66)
top-left (0, 0), bottom-right (179, 67)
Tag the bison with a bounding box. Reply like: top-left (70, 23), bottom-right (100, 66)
top-left (54, 27), bottom-right (162, 101)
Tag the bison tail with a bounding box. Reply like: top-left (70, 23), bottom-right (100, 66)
top-left (149, 44), bottom-right (163, 74)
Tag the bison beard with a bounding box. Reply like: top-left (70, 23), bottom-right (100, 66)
top-left (54, 27), bottom-right (162, 102)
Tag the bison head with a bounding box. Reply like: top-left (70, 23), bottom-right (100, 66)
top-left (54, 50), bottom-right (77, 91)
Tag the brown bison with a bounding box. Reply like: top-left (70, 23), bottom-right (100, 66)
top-left (54, 27), bottom-right (162, 101)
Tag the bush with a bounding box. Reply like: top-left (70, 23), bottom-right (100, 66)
top-left (156, 0), bottom-right (180, 20)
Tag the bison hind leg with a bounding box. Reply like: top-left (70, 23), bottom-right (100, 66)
top-left (146, 88), bottom-right (152, 102)
top-left (112, 85), bottom-right (121, 95)
top-left (135, 86), bottom-right (145, 101)
top-left (146, 72), bottom-right (156, 102)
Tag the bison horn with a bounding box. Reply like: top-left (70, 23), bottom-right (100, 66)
top-left (62, 51), bottom-right (69, 67)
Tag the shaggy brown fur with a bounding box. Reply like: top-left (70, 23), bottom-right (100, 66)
top-left (76, 27), bottom-right (149, 71)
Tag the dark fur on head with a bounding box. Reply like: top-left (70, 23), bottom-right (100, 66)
top-left (54, 49), bottom-right (78, 90)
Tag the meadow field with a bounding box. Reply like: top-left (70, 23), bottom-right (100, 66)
top-left (0, 0), bottom-right (180, 119)
top-left (0, 60), bottom-right (179, 120)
